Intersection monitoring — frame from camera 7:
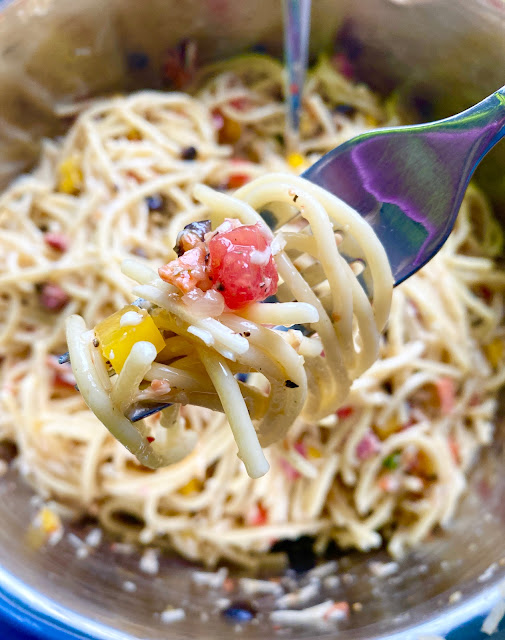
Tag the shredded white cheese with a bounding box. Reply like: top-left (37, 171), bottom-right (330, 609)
top-left (120, 310), bottom-right (144, 327)
top-left (191, 567), bottom-right (228, 588)
top-left (160, 608), bottom-right (186, 624)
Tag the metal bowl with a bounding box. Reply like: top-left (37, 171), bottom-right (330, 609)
top-left (1, 1), bottom-right (505, 638)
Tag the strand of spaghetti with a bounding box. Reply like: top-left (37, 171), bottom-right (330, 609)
top-left (110, 341), bottom-right (157, 414)
top-left (237, 302), bottom-right (319, 325)
top-left (196, 346), bottom-right (269, 478)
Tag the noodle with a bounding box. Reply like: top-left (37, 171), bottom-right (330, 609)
top-left (0, 54), bottom-right (504, 565)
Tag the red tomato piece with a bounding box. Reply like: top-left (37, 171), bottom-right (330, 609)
top-left (207, 223), bottom-right (278, 309)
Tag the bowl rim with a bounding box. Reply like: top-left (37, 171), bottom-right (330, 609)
top-left (0, 560), bottom-right (503, 639)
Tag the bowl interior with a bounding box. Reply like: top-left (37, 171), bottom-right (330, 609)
top-left (1, 1), bottom-right (505, 638)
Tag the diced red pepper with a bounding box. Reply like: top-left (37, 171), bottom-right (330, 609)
top-left (44, 233), bottom-right (69, 252)
top-left (356, 431), bottom-right (380, 460)
top-left (336, 406), bottom-right (353, 420)
top-left (435, 377), bottom-right (456, 415)
top-left (39, 283), bottom-right (69, 312)
top-left (448, 436), bottom-right (460, 464)
top-left (207, 223), bottom-right (278, 309)
top-left (247, 502), bottom-right (268, 526)
top-left (227, 173), bottom-right (250, 189)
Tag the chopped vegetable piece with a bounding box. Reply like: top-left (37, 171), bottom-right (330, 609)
top-left (179, 478), bottom-right (203, 495)
top-left (127, 129), bottom-right (142, 140)
top-left (285, 379), bottom-right (299, 388)
top-left (247, 502), bottom-right (268, 526)
top-left (485, 338), bottom-right (503, 368)
top-left (222, 601), bottom-right (256, 623)
top-left (126, 51), bottom-right (150, 70)
top-left (287, 152), bottom-right (305, 170)
top-left (58, 157), bottom-right (83, 195)
top-left (181, 145), bottom-right (197, 160)
top-left (174, 220), bottom-right (211, 257)
top-left (366, 114), bottom-right (380, 127)
top-left (208, 223), bottom-right (278, 309)
top-left (227, 173), bottom-right (250, 189)
top-left (336, 406), bottom-right (353, 420)
top-left (307, 446), bottom-right (321, 459)
top-left (383, 451), bottom-right (401, 470)
top-left (218, 114), bottom-right (242, 144)
top-left (39, 282), bottom-right (69, 312)
top-left (94, 304), bottom-right (165, 373)
top-left (162, 39), bottom-right (197, 89)
top-left (146, 194), bottom-right (164, 211)
top-left (44, 232), bottom-right (69, 252)
top-left (356, 431), bottom-right (380, 460)
top-left (270, 536), bottom-right (316, 573)
top-left (449, 436), bottom-right (460, 464)
top-left (159, 244), bottom-right (212, 293)
top-left (435, 377), bottom-right (456, 415)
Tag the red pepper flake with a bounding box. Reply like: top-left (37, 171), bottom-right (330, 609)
top-left (39, 283), bottom-right (69, 312)
top-left (289, 82), bottom-right (299, 95)
top-left (336, 406), bottom-right (353, 420)
top-left (247, 502), bottom-right (268, 526)
top-left (44, 232), bottom-right (69, 252)
top-left (147, 436), bottom-right (155, 443)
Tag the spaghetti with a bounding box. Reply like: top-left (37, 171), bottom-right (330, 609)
top-left (66, 170), bottom-right (392, 478)
top-left (0, 54), bottom-right (504, 565)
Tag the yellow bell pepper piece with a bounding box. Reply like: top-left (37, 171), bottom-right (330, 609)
top-left (307, 446), bottom-right (321, 459)
top-left (287, 152), bottom-right (305, 170)
top-left (485, 338), bottom-right (504, 368)
top-left (95, 305), bottom-right (165, 373)
top-left (179, 478), bottom-right (203, 495)
top-left (58, 156), bottom-right (83, 195)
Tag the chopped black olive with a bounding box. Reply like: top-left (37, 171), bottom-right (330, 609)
top-left (173, 219), bottom-right (212, 256)
top-left (126, 52), bottom-right (150, 71)
top-left (222, 601), bottom-right (256, 623)
top-left (271, 536), bottom-right (316, 572)
top-left (285, 379), bottom-right (299, 388)
top-left (145, 194), bottom-right (164, 211)
top-left (181, 145), bottom-right (197, 160)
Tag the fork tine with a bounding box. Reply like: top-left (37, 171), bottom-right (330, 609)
top-left (127, 402), bottom-right (173, 422)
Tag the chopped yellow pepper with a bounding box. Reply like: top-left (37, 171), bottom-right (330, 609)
top-left (485, 338), bottom-right (504, 368)
top-left (287, 152), bottom-right (305, 170)
top-left (218, 116), bottom-right (242, 144)
top-left (127, 128), bottom-right (142, 141)
top-left (179, 478), bottom-right (203, 495)
top-left (375, 416), bottom-right (399, 438)
top-left (95, 305), bottom-right (165, 373)
top-left (58, 157), bottom-right (83, 195)
top-left (307, 446), bottom-right (321, 459)
top-left (39, 506), bottom-right (62, 534)
top-left (365, 114), bottom-right (380, 128)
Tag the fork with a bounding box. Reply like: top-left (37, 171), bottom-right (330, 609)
top-left (62, 86), bottom-right (505, 422)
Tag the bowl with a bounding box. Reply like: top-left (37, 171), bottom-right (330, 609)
top-left (1, 1), bottom-right (505, 638)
